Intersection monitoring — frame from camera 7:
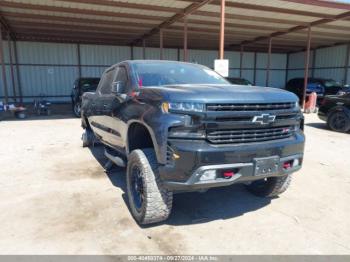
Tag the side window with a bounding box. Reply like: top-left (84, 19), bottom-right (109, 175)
top-left (99, 69), bottom-right (117, 95)
top-left (115, 67), bottom-right (128, 83)
top-left (114, 66), bottom-right (128, 93)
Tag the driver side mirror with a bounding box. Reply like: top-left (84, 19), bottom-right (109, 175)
top-left (111, 81), bottom-right (125, 95)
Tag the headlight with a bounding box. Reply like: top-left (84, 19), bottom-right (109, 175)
top-left (295, 101), bottom-right (300, 109)
top-left (162, 102), bottom-right (205, 113)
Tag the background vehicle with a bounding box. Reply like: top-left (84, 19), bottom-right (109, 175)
top-left (33, 94), bottom-right (51, 116)
top-left (226, 77), bottom-right (253, 86)
top-left (71, 77), bottom-right (100, 117)
top-left (81, 60), bottom-right (305, 225)
top-left (318, 93), bottom-right (350, 132)
top-left (337, 85), bottom-right (350, 96)
top-left (286, 78), bottom-right (343, 104)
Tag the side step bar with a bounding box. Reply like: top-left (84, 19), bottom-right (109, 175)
top-left (104, 149), bottom-right (126, 168)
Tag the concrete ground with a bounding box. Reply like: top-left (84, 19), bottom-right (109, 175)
top-left (0, 113), bottom-right (349, 255)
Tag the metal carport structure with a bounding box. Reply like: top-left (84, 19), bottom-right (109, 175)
top-left (0, 0), bottom-right (350, 107)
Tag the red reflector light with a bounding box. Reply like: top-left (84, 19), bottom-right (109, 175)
top-left (223, 171), bottom-right (234, 178)
top-left (283, 162), bottom-right (292, 169)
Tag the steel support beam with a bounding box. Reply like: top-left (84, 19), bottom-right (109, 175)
top-left (77, 43), bottom-right (81, 78)
top-left (0, 25), bottom-right (9, 104)
top-left (142, 39), bottom-right (146, 59)
top-left (7, 32), bottom-right (16, 102)
top-left (266, 37), bottom-right (272, 87)
top-left (253, 52), bottom-right (257, 85)
top-left (130, 45), bottom-right (134, 60)
top-left (344, 43), bottom-right (350, 85)
top-left (183, 17), bottom-right (188, 62)
top-left (302, 26), bottom-right (312, 109)
top-left (131, 0), bottom-right (214, 45)
top-left (219, 0), bottom-right (225, 59)
top-left (239, 45), bottom-right (243, 78)
top-left (160, 29), bottom-right (163, 60)
top-left (13, 40), bottom-right (22, 104)
top-left (232, 9), bottom-right (350, 50)
top-left (285, 53), bottom-right (289, 86)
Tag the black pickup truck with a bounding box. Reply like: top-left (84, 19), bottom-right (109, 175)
top-left (81, 60), bottom-right (305, 225)
top-left (318, 92), bottom-right (350, 132)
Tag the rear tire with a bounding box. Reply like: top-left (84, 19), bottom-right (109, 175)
top-left (126, 148), bottom-right (173, 225)
top-left (246, 174), bottom-right (292, 197)
top-left (327, 111), bottom-right (350, 133)
top-left (73, 102), bottom-right (81, 118)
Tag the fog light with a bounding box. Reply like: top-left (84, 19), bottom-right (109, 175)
top-left (199, 170), bottom-right (216, 181)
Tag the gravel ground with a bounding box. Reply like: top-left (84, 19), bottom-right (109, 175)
top-left (0, 113), bottom-right (349, 254)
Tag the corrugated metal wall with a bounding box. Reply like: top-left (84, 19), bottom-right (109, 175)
top-left (1, 41), bottom-right (289, 102)
top-left (287, 44), bottom-right (350, 85)
top-left (2, 40), bottom-right (349, 103)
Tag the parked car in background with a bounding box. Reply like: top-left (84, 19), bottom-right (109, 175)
top-left (286, 78), bottom-right (343, 104)
top-left (226, 77), bottom-right (253, 86)
top-left (318, 92), bottom-right (350, 133)
top-left (336, 85), bottom-right (350, 96)
top-left (71, 77), bottom-right (100, 117)
top-left (81, 60), bottom-right (304, 225)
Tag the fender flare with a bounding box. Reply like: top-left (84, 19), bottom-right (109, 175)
top-left (126, 120), bottom-right (160, 160)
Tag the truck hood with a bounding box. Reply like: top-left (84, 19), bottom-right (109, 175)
top-left (140, 84), bottom-right (298, 103)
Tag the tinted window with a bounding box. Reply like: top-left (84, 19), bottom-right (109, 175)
top-left (80, 78), bottom-right (100, 92)
top-left (323, 79), bottom-right (342, 88)
top-left (99, 69), bottom-right (117, 95)
top-left (115, 67), bottom-right (128, 83)
top-left (132, 62), bottom-right (229, 87)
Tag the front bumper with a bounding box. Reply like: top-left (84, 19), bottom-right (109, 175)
top-left (159, 132), bottom-right (305, 191)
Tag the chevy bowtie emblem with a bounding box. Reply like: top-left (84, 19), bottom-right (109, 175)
top-left (252, 114), bottom-right (276, 125)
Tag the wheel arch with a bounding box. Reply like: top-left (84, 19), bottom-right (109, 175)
top-left (327, 105), bottom-right (350, 118)
top-left (126, 121), bottom-right (160, 161)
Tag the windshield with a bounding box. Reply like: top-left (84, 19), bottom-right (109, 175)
top-left (132, 62), bottom-right (229, 87)
top-left (80, 78), bottom-right (100, 92)
top-left (323, 79), bottom-right (342, 88)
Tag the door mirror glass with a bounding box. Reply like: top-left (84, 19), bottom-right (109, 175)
top-left (111, 81), bottom-right (125, 94)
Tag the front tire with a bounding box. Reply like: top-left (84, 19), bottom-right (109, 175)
top-left (126, 149), bottom-right (173, 225)
top-left (327, 111), bottom-right (350, 133)
top-left (82, 128), bottom-right (94, 147)
top-left (246, 174), bottom-right (292, 198)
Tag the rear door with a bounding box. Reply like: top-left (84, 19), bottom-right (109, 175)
top-left (89, 68), bottom-right (117, 141)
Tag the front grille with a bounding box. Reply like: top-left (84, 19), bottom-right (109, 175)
top-left (207, 126), bottom-right (295, 144)
top-left (207, 102), bottom-right (294, 111)
top-left (215, 113), bottom-right (298, 122)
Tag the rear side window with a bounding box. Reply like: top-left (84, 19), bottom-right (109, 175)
top-left (98, 69), bottom-right (117, 95)
top-left (80, 78), bottom-right (100, 92)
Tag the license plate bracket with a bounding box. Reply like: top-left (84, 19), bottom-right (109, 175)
top-left (254, 156), bottom-right (280, 176)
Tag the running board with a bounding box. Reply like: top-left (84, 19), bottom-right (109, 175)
top-left (104, 149), bottom-right (126, 167)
